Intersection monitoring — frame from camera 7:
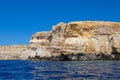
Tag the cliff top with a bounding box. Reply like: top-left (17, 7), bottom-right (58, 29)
top-left (68, 21), bottom-right (120, 28)
top-left (69, 21), bottom-right (120, 23)
top-left (32, 31), bottom-right (51, 37)
top-left (31, 21), bottom-right (120, 39)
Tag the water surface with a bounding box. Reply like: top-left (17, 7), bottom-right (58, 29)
top-left (0, 60), bottom-right (120, 80)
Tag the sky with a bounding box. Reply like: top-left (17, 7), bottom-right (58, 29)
top-left (0, 0), bottom-right (120, 45)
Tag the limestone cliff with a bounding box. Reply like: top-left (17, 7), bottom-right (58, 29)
top-left (29, 21), bottom-right (120, 60)
top-left (0, 21), bottom-right (120, 60)
top-left (0, 45), bottom-right (29, 60)
top-left (29, 32), bottom-right (52, 59)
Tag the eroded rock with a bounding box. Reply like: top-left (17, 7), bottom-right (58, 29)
top-left (0, 21), bottom-right (120, 60)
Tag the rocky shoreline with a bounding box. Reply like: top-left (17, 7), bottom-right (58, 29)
top-left (28, 53), bottom-right (120, 61)
top-left (0, 21), bottom-right (120, 60)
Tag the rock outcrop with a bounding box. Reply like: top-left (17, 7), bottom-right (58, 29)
top-left (29, 21), bottom-right (120, 60)
top-left (0, 45), bottom-right (29, 60)
top-left (28, 32), bottom-right (52, 60)
top-left (0, 21), bottom-right (120, 60)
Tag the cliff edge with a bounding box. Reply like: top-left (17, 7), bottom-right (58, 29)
top-left (0, 21), bottom-right (120, 60)
top-left (29, 21), bottom-right (120, 60)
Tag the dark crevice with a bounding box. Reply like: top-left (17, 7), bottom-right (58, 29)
top-left (112, 47), bottom-right (120, 60)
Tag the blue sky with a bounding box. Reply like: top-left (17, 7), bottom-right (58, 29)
top-left (0, 0), bottom-right (120, 45)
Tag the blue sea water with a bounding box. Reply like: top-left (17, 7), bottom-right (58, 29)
top-left (0, 60), bottom-right (120, 80)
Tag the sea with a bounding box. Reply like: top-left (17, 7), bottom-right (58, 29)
top-left (0, 60), bottom-right (120, 80)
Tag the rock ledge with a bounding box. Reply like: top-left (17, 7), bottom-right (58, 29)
top-left (0, 21), bottom-right (120, 60)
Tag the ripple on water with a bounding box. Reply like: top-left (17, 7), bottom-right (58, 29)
top-left (0, 60), bottom-right (120, 80)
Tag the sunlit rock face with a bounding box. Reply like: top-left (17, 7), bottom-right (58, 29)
top-left (30, 32), bottom-right (51, 44)
top-left (28, 21), bottom-right (120, 60)
top-left (0, 45), bottom-right (29, 60)
top-left (1, 21), bottom-right (120, 60)
top-left (51, 21), bottom-right (120, 55)
top-left (29, 32), bottom-right (52, 59)
top-left (48, 21), bottom-right (120, 60)
top-left (51, 22), bottom-right (67, 56)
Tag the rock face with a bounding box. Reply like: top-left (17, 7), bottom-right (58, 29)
top-left (29, 32), bottom-right (52, 58)
top-left (0, 45), bottom-right (29, 60)
top-left (0, 21), bottom-right (120, 60)
top-left (29, 21), bottom-right (120, 60)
